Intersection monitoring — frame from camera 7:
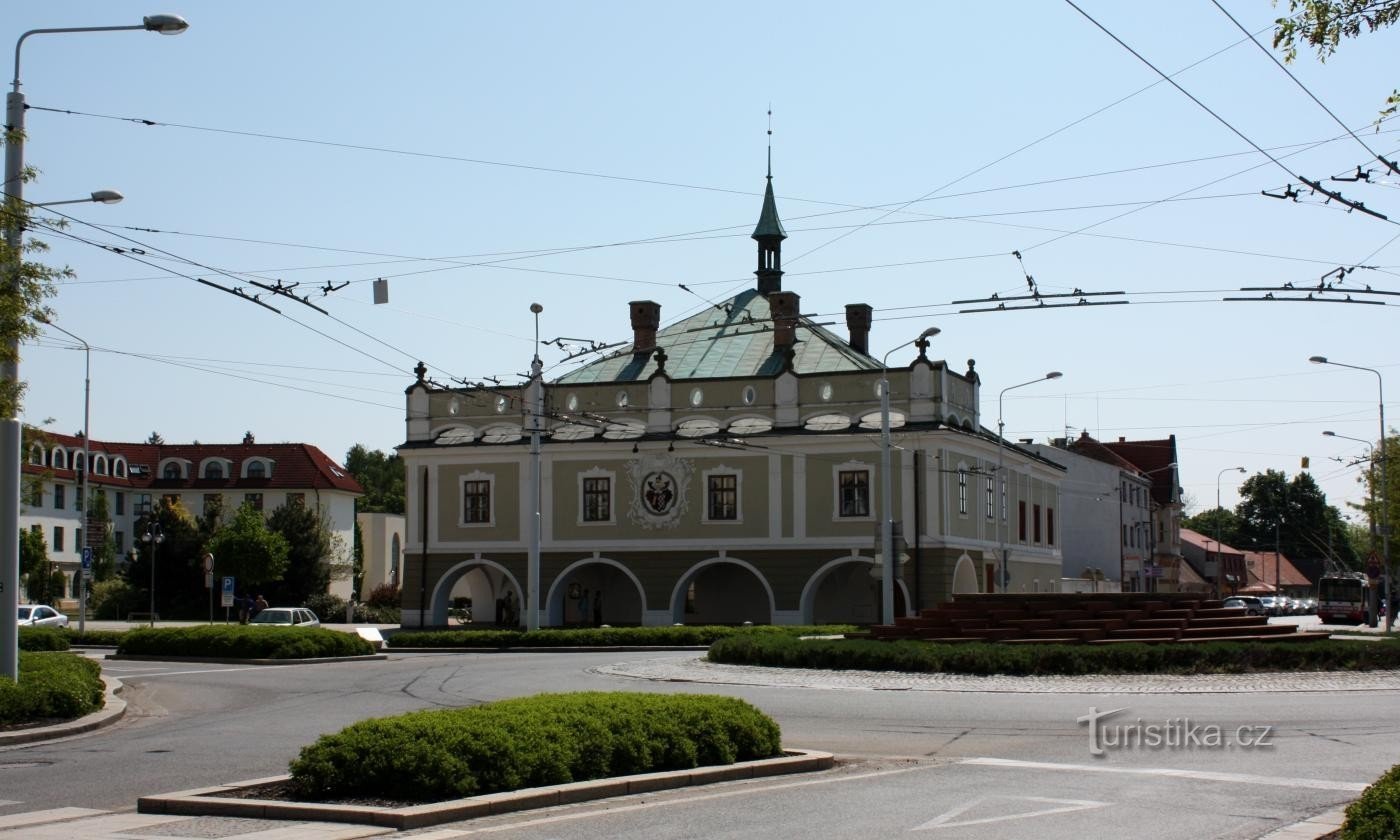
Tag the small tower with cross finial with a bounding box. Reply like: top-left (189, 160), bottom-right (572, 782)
top-left (753, 109), bottom-right (787, 295)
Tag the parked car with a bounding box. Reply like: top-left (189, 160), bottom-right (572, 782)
top-left (249, 607), bottom-right (320, 627)
top-left (1223, 596), bottom-right (1265, 617)
top-left (18, 604), bottom-right (69, 628)
top-left (1258, 596), bottom-right (1284, 616)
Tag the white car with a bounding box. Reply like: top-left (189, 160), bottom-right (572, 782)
top-left (18, 604), bottom-right (69, 628)
top-left (249, 607), bottom-right (320, 627)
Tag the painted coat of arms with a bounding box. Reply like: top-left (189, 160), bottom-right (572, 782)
top-left (627, 453), bottom-right (692, 529)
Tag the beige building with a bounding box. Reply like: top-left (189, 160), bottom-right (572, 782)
top-left (397, 173), bottom-right (1065, 627)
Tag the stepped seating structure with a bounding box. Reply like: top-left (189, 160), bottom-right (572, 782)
top-left (865, 592), bottom-right (1323, 644)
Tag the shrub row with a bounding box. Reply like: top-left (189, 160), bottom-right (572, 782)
top-left (1344, 762), bottom-right (1400, 839)
top-left (706, 634), bottom-right (1400, 675)
top-left (289, 692), bottom-right (781, 803)
top-left (116, 625), bottom-right (375, 660)
top-left (18, 628), bottom-right (69, 652)
top-left (388, 624), bottom-right (855, 648)
top-left (65, 629), bottom-right (127, 647)
top-left (0, 652), bottom-right (104, 724)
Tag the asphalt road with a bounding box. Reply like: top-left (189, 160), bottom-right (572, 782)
top-left (1, 647), bottom-right (1397, 839)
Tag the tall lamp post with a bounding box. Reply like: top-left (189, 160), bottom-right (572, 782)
top-left (1323, 430), bottom-right (1376, 552)
top-left (1214, 466), bottom-right (1245, 599)
top-left (34, 315), bottom-right (92, 632)
top-left (2, 11), bottom-right (188, 683)
top-left (141, 521), bottom-right (163, 627)
top-left (525, 303), bottom-right (543, 630)
top-left (996, 371), bottom-right (1062, 592)
top-left (1310, 356), bottom-right (1390, 632)
top-left (879, 326), bottom-right (939, 624)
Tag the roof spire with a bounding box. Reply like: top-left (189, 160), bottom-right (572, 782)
top-left (753, 107), bottom-right (786, 295)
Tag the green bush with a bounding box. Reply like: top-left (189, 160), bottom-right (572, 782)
top-left (88, 579), bottom-right (138, 620)
top-left (304, 593), bottom-right (348, 624)
top-left (116, 625), bottom-right (374, 659)
top-left (706, 635), bottom-right (1400, 676)
top-left (388, 624), bottom-right (857, 649)
top-left (0, 652), bottom-right (104, 724)
top-left (288, 692), bottom-right (781, 803)
top-left (18, 627), bottom-right (69, 651)
top-left (1344, 762), bottom-right (1400, 839)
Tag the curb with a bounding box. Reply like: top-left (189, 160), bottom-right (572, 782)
top-left (0, 674), bottom-right (126, 748)
top-left (1257, 806), bottom-right (1347, 839)
top-left (386, 646), bottom-right (710, 654)
top-left (138, 748), bottom-right (835, 829)
top-left (108, 654), bottom-right (388, 666)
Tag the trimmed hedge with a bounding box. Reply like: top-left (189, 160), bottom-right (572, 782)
top-left (0, 652), bottom-right (104, 724)
top-left (706, 634), bottom-right (1400, 675)
top-left (388, 624), bottom-right (856, 649)
top-left (1344, 762), bottom-right (1400, 839)
top-left (18, 628), bottom-right (69, 651)
top-left (289, 692), bottom-right (781, 803)
top-left (116, 625), bottom-right (375, 660)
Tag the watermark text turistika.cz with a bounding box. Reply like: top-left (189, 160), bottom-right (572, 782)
top-left (1077, 707), bottom-right (1275, 756)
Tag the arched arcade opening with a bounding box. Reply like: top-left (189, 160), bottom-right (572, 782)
top-left (670, 558), bottom-right (773, 625)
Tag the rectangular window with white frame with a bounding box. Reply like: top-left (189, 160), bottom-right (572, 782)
top-left (957, 469), bottom-right (968, 515)
top-left (985, 476), bottom-right (994, 520)
top-left (705, 471), bottom-right (739, 522)
top-left (582, 476), bottom-right (612, 523)
top-left (835, 465), bottom-right (872, 519)
top-left (461, 472), bottom-right (494, 526)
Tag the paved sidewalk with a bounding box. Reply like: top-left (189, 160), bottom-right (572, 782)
top-left (594, 655), bottom-right (1400, 694)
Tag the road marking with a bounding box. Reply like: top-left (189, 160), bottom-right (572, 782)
top-left (912, 795), bottom-right (1109, 830)
top-left (427, 765), bottom-right (937, 835)
top-left (111, 666), bottom-right (259, 678)
top-left (962, 757), bottom-right (1367, 792)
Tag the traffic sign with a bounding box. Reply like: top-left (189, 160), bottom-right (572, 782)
top-left (1366, 553), bottom-right (1382, 581)
top-left (81, 547), bottom-right (93, 570)
top-left (221, 576), bottom-right (235, 608)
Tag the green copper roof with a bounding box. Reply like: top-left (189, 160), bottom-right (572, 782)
top-left (751, 177), bottom-right (787, 240)
top-left (555, 289), bottom-right (879, 384)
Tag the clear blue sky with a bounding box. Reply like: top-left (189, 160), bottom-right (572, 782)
top-left (11, 1), bottom-right (1398, 524)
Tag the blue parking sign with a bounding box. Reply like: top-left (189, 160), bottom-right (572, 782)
top-left (221, 576), bottom-right (235, 608)
top-left (81, 547), bottom-right (93, 570)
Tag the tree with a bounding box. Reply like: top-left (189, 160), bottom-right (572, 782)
top-left (1234, 469), bottom-right (1358, 575)
top-left (345, 444), bottom-right (405, 514)
top-left (124, 499), bottom-right (202, 618)
top-left (1183, 507), bottom-right (1243, 549)
top-left (18, 526), bottom-right (55, 603)
top-left (86, 490), bottom-right (118, 582)
top-left (205, 502), bottom-right (289, 591)
top-left (1354, 430), bottom-right (1399, 558)
top-left (352, 518), bottom-right (365, 600)
top-left (146, 431), bottom-right (165, 445)
top-left (266, 500), bottom-right (332, 606)
top-left (1274, 0), bottom-right (1400, 120)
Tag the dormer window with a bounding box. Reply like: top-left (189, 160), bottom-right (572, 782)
top-left (204, 461), bottom-right (225, 480)
top-left (163, 462), bottom-right (182, 480)
top-left (28, 445), bottom-right (43, 465)
top-left (93, 454), bottom-right (107, 475)
top-left (52, 448), bottom-right (67, 470)
top-left (247, 461), bottom-right (266, 479)
top-left (113, 458), bottom-right (127, 478)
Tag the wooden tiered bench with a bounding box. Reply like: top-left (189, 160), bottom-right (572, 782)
top-left (864, 592), bottom-right (1326, 644)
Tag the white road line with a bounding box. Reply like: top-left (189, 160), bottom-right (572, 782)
top-left (111, 666), bottom-right (259, 678)
top-left (913, 795), bottom-right (1110, 830)
top-left (429, 765), bottom-right (937, 836)
top-left (962, 757), bottom-right (1367, 792)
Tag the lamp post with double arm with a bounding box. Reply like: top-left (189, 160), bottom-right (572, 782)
top-left (2, 10), bottom-right (188, 683)
top-left (1310, 357), bottom-right (1391, 632)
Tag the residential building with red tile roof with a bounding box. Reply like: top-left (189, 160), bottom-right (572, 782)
top-left (20, 430), bottom-right (361, 603)
top-left (1241, 549), bottom-right (1313, 597)
top-left (1180, 527), bottom-right (1248, 595)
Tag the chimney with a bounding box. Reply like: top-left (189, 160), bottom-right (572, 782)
top-left (242, 431), bottom-right (255, 445)
top-left (770, 291), bottom-right (800, 349)
top-left (1118, 436), bottom-right (1126, 443)
top-left (845, 303), bottom-right (872, 353)
top-left (629, 300), bottom-right (661, 353)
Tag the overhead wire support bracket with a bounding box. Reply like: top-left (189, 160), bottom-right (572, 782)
top-left (952, 288), bottom-right (1125, 305)
top-left (195, 278), bottom-right (281, 314)
top-left (247, 278), bottom-right (329, 314)
top-left (1260, 184), bottom-right (1301, 201)
top-left (1240, 284), bottom-right (1400, 298)
top-left (1223, 293), bottom-right (1383, 305)
top-left (959, 299), bottom-right (1129, 315)
top-left (1298, 177), bottom-right (1388, 220)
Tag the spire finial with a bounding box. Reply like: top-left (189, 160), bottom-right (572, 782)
top-left (766, 106), bottom-right (772, 179)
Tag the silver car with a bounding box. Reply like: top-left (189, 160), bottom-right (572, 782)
top-left (18, 604), bottom-right (69, 628)
top-left (1222, 596), bottom-right (1265, 617)
top-left (249, 607), bottom-right (320, 627)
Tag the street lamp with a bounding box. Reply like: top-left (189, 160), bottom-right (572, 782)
top-left (1323, 430), bottom-right (1377, 543)
top-left (3, 10), bottom-right (188, 682)
top-left (141, 520), bottom-right (164, 627)
top-left (31, 190), bottom-right (124, 208)
top-left (1310, 356), bottom-right (1390, 631)
top-left (526, 303), bottom-right (544, 631)
top-left (33, 315), bottom-right (91, 632)
top-left (879, 326), bottom-right (940, 624)
top-left (996, 371), bottom-right (1063, 593)
top-left (1214, 466), bottom-right (1245, 599)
